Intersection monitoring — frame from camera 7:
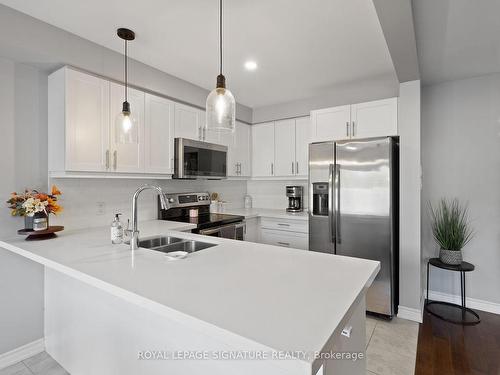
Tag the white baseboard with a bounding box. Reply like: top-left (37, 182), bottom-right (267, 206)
top-left (397, 305), bottom-right (423, 323)
top-left (0, 338), bottom-right (45, 370)
top-left (428, 290), bottom-right (500, 315)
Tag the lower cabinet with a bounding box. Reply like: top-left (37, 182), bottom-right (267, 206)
top-left (260, 229), bottom-right (308, 250)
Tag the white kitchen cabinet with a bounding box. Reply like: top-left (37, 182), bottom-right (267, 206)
top-left (109, 82), bottom-right (145, 173)
top-left (251, 122), bottom-right (275, 177)
top-left (260, 228), bottom-right (308, 250)
top-left (294, 116), bottom-right (310, 177)
top-left (49, 67), bottom-right (110, 172)
top-left (144, 94), bottom-right (175, 174)
top-left (225, 121), bottom-right (251, 177)
top-left (351, 98), bottom-right (397, 139)
top-left (274, 119), bottom-right (296, 177)
top-left (311, 105), bottom-right (351, 142)
top-left (174, 103), bottom-right (203, 141)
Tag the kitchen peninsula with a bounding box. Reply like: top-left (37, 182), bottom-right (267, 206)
top-left (0, 220), bottom-right (379, 375)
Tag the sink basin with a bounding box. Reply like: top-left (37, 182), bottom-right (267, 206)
top-left (138, 236), bottom-right (184, 250)
top-left (160, 240), bottom-right (216, 253)
top-left (138, 236), bottom-right (216, 254)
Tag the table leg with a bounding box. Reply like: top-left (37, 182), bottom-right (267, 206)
top-left (426, 262), bottom-right (430, 303)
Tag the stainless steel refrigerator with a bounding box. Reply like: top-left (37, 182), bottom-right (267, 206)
top-left (309, 137), bottom-right (398, 317)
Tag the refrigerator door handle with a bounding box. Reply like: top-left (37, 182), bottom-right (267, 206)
top-left (335, 164), bottom-right (341, 244)
top-left (329, 163), bottom-right (336, 244)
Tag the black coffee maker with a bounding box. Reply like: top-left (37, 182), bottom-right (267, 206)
top-left (286, 186), bottom-right (303, 212)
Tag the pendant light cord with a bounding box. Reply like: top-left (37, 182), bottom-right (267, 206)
top-left (219, 0), bottom-right (223, 76)
top-left (124, 39), bottom-right (128, 102)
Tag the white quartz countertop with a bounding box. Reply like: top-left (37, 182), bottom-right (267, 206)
top-left (216, 207), bottom-right (309, 221)
top-left (0, 219), bottom-right (378, 368)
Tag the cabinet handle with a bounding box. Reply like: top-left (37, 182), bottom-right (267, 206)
top-left (277, 242), bottom-right (290, 247)
top-left (271, 163), bottom-right (274, 176)
top-left (113, 150), bottom-right (117, 170)
top-left (346, 122), bottom-right (349, 137)
top-left (292, 162), bottom-right (294, 174)
top-left (296, 161), bottom-right (299, 175)
top-left (105, 150), bottom-right (110, 170)
top-left (352, 121), bottom-right (356, 137)
top-left (238, 163), bottom-right (242, 175)
top-left (277, 223), bottom-right (290, 227)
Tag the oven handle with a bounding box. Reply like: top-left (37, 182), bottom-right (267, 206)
top-left (199, 227), bottom-right (223, 236)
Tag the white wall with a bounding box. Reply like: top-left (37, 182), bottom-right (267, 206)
top-left (0, 58), bottom-right (45, 354)
top-left (0, 4), bottom-right (252, 124)
top-left (422, 73), bottom-right (500, 306)
top-left (252, 73), bottom-right (399, 123)
top-left (398, 80), bottom-right (422, 318)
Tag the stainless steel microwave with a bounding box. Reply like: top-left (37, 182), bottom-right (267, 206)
top-left (173, 138), bottom-right (227, 179)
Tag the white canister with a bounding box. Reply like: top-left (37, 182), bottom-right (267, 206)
top-left (189, 208), bottom-right (199, 218)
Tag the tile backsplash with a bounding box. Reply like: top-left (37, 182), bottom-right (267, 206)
top-left (246, 180), bottom-right (308, 210)
top-left (49, 178), bottom-right (247, 230)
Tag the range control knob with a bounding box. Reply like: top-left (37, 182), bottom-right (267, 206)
top-left (168, 198), bottom-right (175, 203)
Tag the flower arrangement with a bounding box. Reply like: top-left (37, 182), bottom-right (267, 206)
top-left (7, 186), bottom-right (62, 217)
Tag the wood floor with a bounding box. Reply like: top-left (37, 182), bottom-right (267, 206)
top-left (415, 308), bottom-right (500, 375)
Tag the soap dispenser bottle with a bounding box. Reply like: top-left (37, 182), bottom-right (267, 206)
top-left (111, 213), bottom-right (123, 244)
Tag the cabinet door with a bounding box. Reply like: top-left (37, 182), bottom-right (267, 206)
top-left (235, 122), bottom-right (251, 176)
top-left (144, 94), bottom-right (175, 174)
top-left (174, 103), bottom-right (202, 141)
top-left (274, 119), bottom-right (296, 177)
top-left (351, 98), bottom-right (397, 139)
top-left (311, 105), bottom-right (351, 142)
top-left (294, 116), bottom-right (310, 177)
top-left (251, 122), bottom-right (275, 177)
top-left (110, 83), bottom-right (145, 172)
top-left (260, 229), bottom-right (308, 250)
top-left (65, 69), bottom-right (110, 172)
top-left (223, 121), bottom-right (250, 177)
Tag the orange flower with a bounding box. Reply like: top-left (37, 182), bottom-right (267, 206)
top-left (35, 193), bottom-right (48, 201)
top-left (51, 185), bottom-right (62, 196)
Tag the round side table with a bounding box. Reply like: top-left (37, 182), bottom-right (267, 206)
top-left (425, 257), bottom-right (480, 325)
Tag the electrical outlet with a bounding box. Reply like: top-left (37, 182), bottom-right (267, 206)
top-left (96, 201), bottom-right (106, 215)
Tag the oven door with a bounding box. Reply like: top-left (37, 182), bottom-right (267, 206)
top-left (199, 224), bottom-right (238, 239)
top-left (174, 138), bottom-right (227, 179)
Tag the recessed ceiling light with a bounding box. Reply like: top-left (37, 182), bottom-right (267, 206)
top-left (244, 61), bottom-right (258, 71)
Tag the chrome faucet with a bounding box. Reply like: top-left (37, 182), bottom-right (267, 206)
top-left (128, 184), bottom-right (169, 250)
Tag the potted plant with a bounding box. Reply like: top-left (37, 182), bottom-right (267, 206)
top-left (6, 186), bottom-right (62, 231)
top-left (429, 198), bottom-right (473, 265)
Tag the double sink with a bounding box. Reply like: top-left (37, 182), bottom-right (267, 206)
top-left (138, 236), bottom-right (216, 254)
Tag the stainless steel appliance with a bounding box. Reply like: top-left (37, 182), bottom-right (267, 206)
top-left (158, 192), bottom-right (245, 240)
top-left (309, 137), bottom-right (399, 317)
top-left (286, 186), bottom-right (304, 212)
top-left (173, 138), bottom-right (228, 179)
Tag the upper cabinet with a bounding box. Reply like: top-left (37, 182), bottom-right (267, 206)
top-left (350, 98), bottom-right (397, 139)
top-left (224, 121), bottom-right (251, 177)
top-left (251, 116), bottom-right (310, 178)
top-left (251, 122), bottom-right (275, 177)
top-left (48, 67), bottom-right (176, 176)
top-left (109, 82), bottom-right (145, 173)
top-left (50, 68), bottom-right (110, 172)
top-left (145, 94), bottom-right (175, 174)
top-left (311, 97), bottom-right (398, 142)
top-left (311, 105), bottom-right (351, 142)
top-left (174, 103), bottom-right (203, 141)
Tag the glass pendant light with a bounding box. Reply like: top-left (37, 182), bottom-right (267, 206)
top-left (205, 0), bottom-right (236, 133)
top-left (115, 28), bottom-right (138, 144)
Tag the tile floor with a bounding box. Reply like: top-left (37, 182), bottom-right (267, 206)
top-left (366, 315), bottom-right (419, 375)
top-left (0, 316), bottom-right (419, 375)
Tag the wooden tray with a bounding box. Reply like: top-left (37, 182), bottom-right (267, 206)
top-left (18, 226), bottom-right (64, 240)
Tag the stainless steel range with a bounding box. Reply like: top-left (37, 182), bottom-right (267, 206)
top-left (158, 192), bottom-right (245, 240)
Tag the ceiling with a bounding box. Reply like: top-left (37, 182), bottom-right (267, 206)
top-left (414, 0), bottom-right (500, 86)
top-left (0, 0), bottom-right (396, 108)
